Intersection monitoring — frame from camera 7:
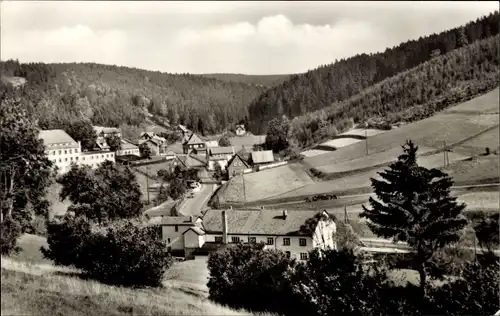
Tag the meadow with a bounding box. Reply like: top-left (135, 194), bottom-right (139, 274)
top-left (2, 235), bottom-right (269, 316)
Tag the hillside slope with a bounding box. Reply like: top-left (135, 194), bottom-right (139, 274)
top-left (199, 73), bottom-right (293, 87)
top-left (2, 235), bottom-right (267, 316)
top-left (219, 88), bottom-right (499, 204)
top-left (288, 34), bottom-right (499, 149)
top-left (0, 61), bottom-right (266, 136)
top-left (247, 11), bottom-right (499, 133)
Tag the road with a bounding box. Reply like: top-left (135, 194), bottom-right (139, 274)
top-left (256, 183), bottom-right (500, 209)
top-left (178, 184), bottom-right (215, 217)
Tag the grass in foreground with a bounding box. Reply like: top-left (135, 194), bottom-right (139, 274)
top-left (1, 257), bottom-right (272, 316)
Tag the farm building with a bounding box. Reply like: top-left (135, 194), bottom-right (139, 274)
top-left (207, 146), bottom-right (235, 171)
top-left (227, 154), bottom-right (251, 178)
top-left (154, 208), bottom-right (337, 260)
top-left (251, 150), bottom-right (275, 166)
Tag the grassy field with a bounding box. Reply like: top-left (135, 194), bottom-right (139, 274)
top-left (444, 155), bottom-right (499, 185)
top-left (2, 235), bottom-right (269, 316)
top-left (453, 127), bottom-right (499, 156)
top-left (303, 89), bottom-right (499, 169)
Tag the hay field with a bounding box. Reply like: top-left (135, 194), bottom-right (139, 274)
top-left (442, 87), bottom-right (499, 114)
top-left (444, 156), bottom-right (499, 184)
top-left (453, 127), bottom-right (499, 156)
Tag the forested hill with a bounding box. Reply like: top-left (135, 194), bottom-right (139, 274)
top-left (287, 34), bottom-right (499, 149)
top-left (0, 61), bottom-right (266, 136)
top-left (199, 73), bottom-right (293, 87)
top-left (247, 11), bottom-right (499, 133)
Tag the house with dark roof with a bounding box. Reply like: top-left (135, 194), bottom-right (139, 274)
top-left (227, 154), bottom-right (251, 178)
top-left (235, 124), bottom-right (246, 136)
top-left (151, 208), bottom-right (337, 260)
top-left (250, 150), bottom-right (274, 166)
top-left (182, 133), bottom-right (207, 155)
top-left (207, 146), bottom-right (235, 171)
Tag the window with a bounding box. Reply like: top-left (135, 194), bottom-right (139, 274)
top-left (75, 157), bottom-right (79, 161)
top-left (75, 149), bottom-right (78, 153)
top-left (283, 238), bottom-right (290, 246)
top-left (300, 253), bottom-right (308, 260)
top-left (174, 225), bottom-right (178, 232)
top-left (70, 157), bottom-right (73, 161)
top-left (249, 237), bottom-right (256, 243)
top-left (231, 236), bottom-right (240, 243)
top-left (69, 149), bottom-right (72, 154)
top-left (299, 238), bottom-right (307, 247)
top-left (58, 150), bottom-right (61, 155)
top-left (64, 150), bottom-right (67, 154)
top-left (267, 237), bottom-right (274, 245)
top-left (167, 238), bottom-right (171, 244)
top-left (285, 251), bottom-right (291, 258)
top-left (65, 158), bottom-right (68, 162)
top-left (215, 236), bottom-right (223, 243)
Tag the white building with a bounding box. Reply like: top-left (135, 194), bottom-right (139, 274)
top-left (154, 208), bottom-right (337, 261)
top-left (207, 146), bottom-right (235, 171)
top-left (79, 151), bottom-right (115, 169)
top-left (39, 129), bottom-right (115, 174)
top-left (116, 139), bottom-right (140, 156)
top-left (39, 129), bottom-right (81, 174)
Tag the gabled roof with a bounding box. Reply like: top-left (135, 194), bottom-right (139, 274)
top-left (144, 200), bottom-right (178, 219)
top-left (251, 150), bottom-right (274, 164)
top-left (184, 133), bottom-right (206, 145)
top-left (164, 150), bottom-right (177, 156)
top-left (160, 216), bottom-right (198, 226)
top-left (178, 124), bottom-right (190, 133)
top-left (209, 146), bottom-right (235, 155)
top-left (227, 154), bottom-right (250, 169)
top-left (236, 125), bottom-right (245, 130)
top-left (182, 226), bottom-right (205, 235)
top-left (177, 154), bottom-right (206, 168)
top-left (202, 209), bottom-right (330, 236)
top-left (121, 139), bottom-right (139, 150)
top-left (39, 129), bottom-right (78, 146)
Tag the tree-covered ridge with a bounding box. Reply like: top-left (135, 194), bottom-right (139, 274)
top-left (199, 73), bottom-right (293, 87)
top-left (287, 34), bottom-right (499, 149)
top-left (248, 11), bottom-right (499, 133)
top-left (0, 61), bottom-right (267, 136)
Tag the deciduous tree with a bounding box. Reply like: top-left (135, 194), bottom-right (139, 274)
top-left (139, 142), bottom-right (152, 159)
top-left (66, 119), bottom-right (97, 151)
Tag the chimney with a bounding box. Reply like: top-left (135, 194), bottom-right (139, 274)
top-left (282, 210), bottom-right (287, 219)
top-left (222, 210), bottom-right (228, 244)
top-left (190, 215), bottom-right (195, 223)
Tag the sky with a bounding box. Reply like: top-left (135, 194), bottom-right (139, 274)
top-left (1, 1), bottom-right (498, 75)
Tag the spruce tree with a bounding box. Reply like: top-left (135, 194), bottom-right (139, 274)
top-left (360, 140), bottom-right (467, 298)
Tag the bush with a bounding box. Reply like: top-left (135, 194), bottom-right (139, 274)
top-left (207, 243), bottom-right (299, 315)
top-left (0, 218), bottom-right (22, 255)
top-left (42, 216), bottom-right (171, 287)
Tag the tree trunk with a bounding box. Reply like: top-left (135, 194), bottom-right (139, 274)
top-left (418, 262), bottom-right (427, 299)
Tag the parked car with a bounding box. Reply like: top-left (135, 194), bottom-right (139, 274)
top-left (305, 194), bottom-right (338, 202)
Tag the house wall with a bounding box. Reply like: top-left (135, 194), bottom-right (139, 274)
top-left (183, 230), bottom-right (206, 248)
top-left (204, 233), bottom-right (313, 260)
top-left (45, 142), bottom-right (81, 174)
top-left (227, 160), bottom-right (249, 178)
top-left (184, 143), bottom-right (207, 154)
top-left (313, 219), bottom-right (337, 250)
top-left (79, 151), bottom-right (116, 169)
top-left (162, 225), bottom-right (193, 250)
top-left (116, 148), bottom-right (140, 156)
top-left (144, 141), bottom-right (160, 156)
top-left (208, 159), bottom-right (229, 171)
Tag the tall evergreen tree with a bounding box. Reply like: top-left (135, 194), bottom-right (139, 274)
top-left (360, 140), bottom-right (467, 298)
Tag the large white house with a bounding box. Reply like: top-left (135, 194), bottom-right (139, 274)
top-left (39, 129), bottom-right (82, 174)
top-left (39, 129), bottom-right (115, 174)
top-left (153, 208), bottom-right (337, 260)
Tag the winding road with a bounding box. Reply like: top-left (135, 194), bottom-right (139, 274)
top-left (177, 184), bottom-right (216, 217)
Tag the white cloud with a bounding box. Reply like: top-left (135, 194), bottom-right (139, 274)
top-left (1, 1), bottom-right (498, 74)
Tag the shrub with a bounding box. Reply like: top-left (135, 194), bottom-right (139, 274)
top-left (0, 218), bottom-right (22, 255)
top-left (42, 217), bottom-right (171, 287)
top-left (207, 243), bottom-right (299, 315)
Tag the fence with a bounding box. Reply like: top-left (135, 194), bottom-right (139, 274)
top-left (257, 161), bottom-right (287, 171)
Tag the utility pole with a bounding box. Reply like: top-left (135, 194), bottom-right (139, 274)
top-left (344, 205), bottom-right (348, 223)
top-left (443, 140), bottom-right (446, 168)
top-left (365, 130), bottom-right (368, 156)
top-left (146, 165), bottom-right (150, 205)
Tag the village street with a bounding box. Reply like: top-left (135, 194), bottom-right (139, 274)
top-left (178, 184), bottom-right (216, 217)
